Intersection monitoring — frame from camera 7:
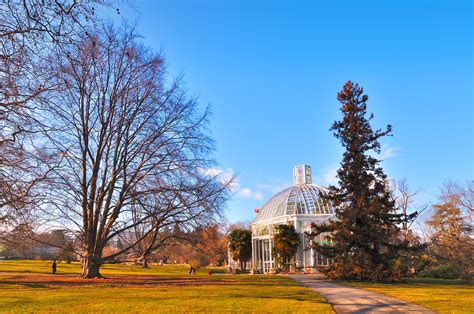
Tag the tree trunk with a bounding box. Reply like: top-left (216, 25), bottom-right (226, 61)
top-left (142, 257), bottom-right (149, 268)
top-left (81, 255), bottom-right (103, 278)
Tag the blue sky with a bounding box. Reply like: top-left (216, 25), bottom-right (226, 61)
top-left (111, 0), bottom-right (472, 222)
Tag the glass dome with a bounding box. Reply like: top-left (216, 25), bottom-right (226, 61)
top-left (254, 184), bottom-right (334, 222)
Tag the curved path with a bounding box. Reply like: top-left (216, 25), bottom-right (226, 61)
top-left (289, 274), bottom-right (435, 313)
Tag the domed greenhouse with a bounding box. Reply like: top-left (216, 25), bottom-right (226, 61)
top-left (251, 165), bottom-right (335, 273)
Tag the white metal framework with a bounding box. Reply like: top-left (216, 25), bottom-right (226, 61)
top-left (251, 165), bottom-right (335, 273)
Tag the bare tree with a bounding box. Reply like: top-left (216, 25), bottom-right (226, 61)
top-left (130, 174), bottom-right (230, 268)
top-left (389, 178), bottom-right (428, 233)
top-left (0, 0), bottom-right (110, 223)
top-left (37, 24), bottom-right (228, 278)
top-left (440, 180), bottom-right (474, 216)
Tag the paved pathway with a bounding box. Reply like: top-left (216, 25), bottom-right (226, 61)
top-left (289, 274), bottom-right (435, 314)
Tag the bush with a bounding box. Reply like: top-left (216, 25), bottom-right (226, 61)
top-left (419, 264), bottom-right (460, 279)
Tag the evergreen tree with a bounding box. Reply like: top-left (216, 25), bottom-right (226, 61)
top-left (273, 225), bottom-right (300, 271)
top-left (228, 229), bottom-right (252, 272)
top-left (310, 81), bottom-right (411, 282)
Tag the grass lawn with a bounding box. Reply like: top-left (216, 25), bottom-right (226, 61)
top-left (344, 277), bottom-right (473, 314)
top-left (0, 260), bottom-right (333, 313)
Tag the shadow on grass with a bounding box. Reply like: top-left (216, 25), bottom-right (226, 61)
top-left (338, 276), bottom-right (471, 288)
top-left (0, 269), bottom-right (79, 275)
top-left (0, 275), bottom-right (303, 290)
top-left (23, 282), bottom-right (48, 289)
top-left (405, 277), bottom-right (471, 286)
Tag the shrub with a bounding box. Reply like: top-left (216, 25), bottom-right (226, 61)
top-left (419, 264), bottom-right (460, 279)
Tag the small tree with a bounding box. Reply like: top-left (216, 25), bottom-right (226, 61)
top-left (389, 179), bottom-right (428, 277)
top-left (194, 225), bottom-right (228, 266)
top-left (426, 181), bottom-right (474, 282)
top-left (59, 242), bottom-right (77, 263)
top-left (273, 224), bottom-right (300, 272)
top-left (228, 229), bottom-right (252, 272)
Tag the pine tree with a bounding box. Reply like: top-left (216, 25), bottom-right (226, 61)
top-left (311, 81), bottom-right (409, 282)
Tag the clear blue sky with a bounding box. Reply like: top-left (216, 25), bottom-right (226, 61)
top-left (112, 0), bottom-right (473, 222)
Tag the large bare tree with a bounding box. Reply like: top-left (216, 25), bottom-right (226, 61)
top-left (0, 0), bottom-right (108, 223)
top-left (38, 24), bottom-right (228, 278)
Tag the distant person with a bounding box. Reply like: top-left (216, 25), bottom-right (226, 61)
top-left (208, 270), bottom-right (212, 276)
top-left (52, 259), bottom-right (57, 274)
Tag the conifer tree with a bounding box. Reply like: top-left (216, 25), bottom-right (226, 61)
top-left (310, 81), bottom-right (412, 282)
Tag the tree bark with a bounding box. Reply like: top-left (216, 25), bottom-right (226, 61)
top-left (81, 255), bottom-right (103, 278)
top-left (142, 257), bottom-right (149, 268)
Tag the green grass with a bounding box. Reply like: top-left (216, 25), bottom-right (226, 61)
top-left (344, 277), bottom-right (473, 314)
top-left (0, 260), bottom-right (196, 276)
top-left (0, 260), bottom-right (333, 313)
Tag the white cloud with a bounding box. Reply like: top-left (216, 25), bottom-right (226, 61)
top-left (237, 188), bottom-right (253, 198)
top-left (237, 187), bottom-right (264, 200)
top-left (321, 167), bottom-right (338, 185)
top-left (199, 167), bottom-right (225, 177)
top-left (256, 182), bottom-right (291, 194)
top-left (200, 167), bottom-right (263, 200)
top-left (199, 167), bottom-right (239, 191)
top-left (254, 191), bottom-right (263, 200)
top-left (379, 145), bottom-right (399, 160)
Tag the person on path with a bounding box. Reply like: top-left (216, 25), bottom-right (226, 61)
top-left (52, 259), bottom-right (57, 274)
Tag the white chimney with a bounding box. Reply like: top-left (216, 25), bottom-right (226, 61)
top-left (293, 165), bottom-right (312, 185)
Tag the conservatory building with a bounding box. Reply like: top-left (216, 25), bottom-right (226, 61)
top-left (251, 165), bottom-right (335, 273)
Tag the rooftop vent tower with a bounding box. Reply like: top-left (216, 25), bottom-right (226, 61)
top-left (293, 164), bottom-right (312, 185)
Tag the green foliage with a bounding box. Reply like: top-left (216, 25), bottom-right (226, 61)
top-left (310, 81), bottom-right (412, 282)
top-left (228, 229), bottom-right (252, 271)
top-left (393, 231), bottom-right (429, 277)
top-left (418, 264), bottom-right (461, 280)
top-left (273, 225), bottom-right (300, 271)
